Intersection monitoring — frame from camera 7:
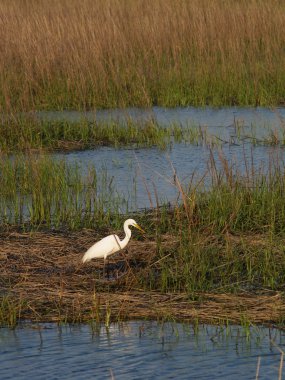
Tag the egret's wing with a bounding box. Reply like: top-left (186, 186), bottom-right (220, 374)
top-left (82, 235), bottom-right (120, 262)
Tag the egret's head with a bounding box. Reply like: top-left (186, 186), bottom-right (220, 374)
top-left (125, 219), bottom-right (145, 233)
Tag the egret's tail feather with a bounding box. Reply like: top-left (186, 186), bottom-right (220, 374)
top-left (82, 252), bottom-right (91, 263)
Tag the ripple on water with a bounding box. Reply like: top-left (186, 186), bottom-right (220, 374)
top-left (0, 322), bottom-right (284, 380)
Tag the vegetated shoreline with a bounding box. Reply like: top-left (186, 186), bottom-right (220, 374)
top-left (1, 227), bottom-right (285, 328)
top-left (0, 118), bottom-right (204, 153)
top-left (0, 0), bottom-right (285, 110)
top-left (1, 116), bottom-right (285, 153)
top-left (2, 145), bottom-right (285, 327)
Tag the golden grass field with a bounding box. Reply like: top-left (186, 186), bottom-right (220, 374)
top-left (0, 0), bottom-right (284, 110)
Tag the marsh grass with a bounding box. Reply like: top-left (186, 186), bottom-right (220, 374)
top-left (0, 0), bottom-right (284, 110)
top-left (0, 117), bottom-right (204, 152)
top-left (0, 154), bottom-right (125, 229)
top-left (2, 151), bottom-right (285, 295)
top-left (2, 115), bottom-right (285, 153)
top-left (0, 296), bottom-right (22, 328)
top-left (2, 151), bottom-right (285, 325)
top-left (132, 150), bottom-right (285, 294)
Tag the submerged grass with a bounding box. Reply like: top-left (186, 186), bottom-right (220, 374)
top-left (0, 0), bottom-right (285, 110)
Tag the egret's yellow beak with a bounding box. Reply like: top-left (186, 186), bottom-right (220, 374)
top-left (134, 223), bottom-right (145, 233)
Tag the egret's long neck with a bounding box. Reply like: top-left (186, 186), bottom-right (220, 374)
top-left (120, 222), bottom-right (131, 249)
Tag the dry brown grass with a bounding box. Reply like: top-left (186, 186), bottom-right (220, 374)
top-left (0, 0), bottom-right (284, 110)
top-left (1, 230), bottom-right (285, 325)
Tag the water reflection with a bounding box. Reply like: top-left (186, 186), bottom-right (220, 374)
top-left (0, 322), bottom-right (284, 379)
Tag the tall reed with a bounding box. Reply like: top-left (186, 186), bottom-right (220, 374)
top-left (0, 154), bottom-right (125, 229)
top-left (0, 0), bottom-right (284, 110)
top-left (147, 151), bottom-right (285, 293)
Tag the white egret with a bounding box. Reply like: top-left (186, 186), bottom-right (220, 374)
top-left (82, 219), bottom-right (145, 263)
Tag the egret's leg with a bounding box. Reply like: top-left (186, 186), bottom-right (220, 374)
top-left (103, 258), bottom-right (106, 278)
top-left (106, 257), bottom-right (110, 279)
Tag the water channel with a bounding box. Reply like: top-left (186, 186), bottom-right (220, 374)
top-left (1, 322), bottom-right (284, 379)
top-left (46, 106), bottom-right (285, 211)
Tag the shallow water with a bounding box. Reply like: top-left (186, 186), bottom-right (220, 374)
top-left (53, 144), bottom-right (285, 212)
top-left (0, 322), bottom-right (284, 379)
top-left (46, 106), bottom-right (285, 211)
top-left (37, 106), bottom-right (285, 129)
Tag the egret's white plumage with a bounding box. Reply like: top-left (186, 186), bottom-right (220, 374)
top-left (82, 219), bottom-right (144, 263)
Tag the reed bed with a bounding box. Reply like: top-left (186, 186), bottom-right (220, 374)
top-left (0, 0), bottom-right (284, 111)
top-left (2, 152), bottom-right (285, 325)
